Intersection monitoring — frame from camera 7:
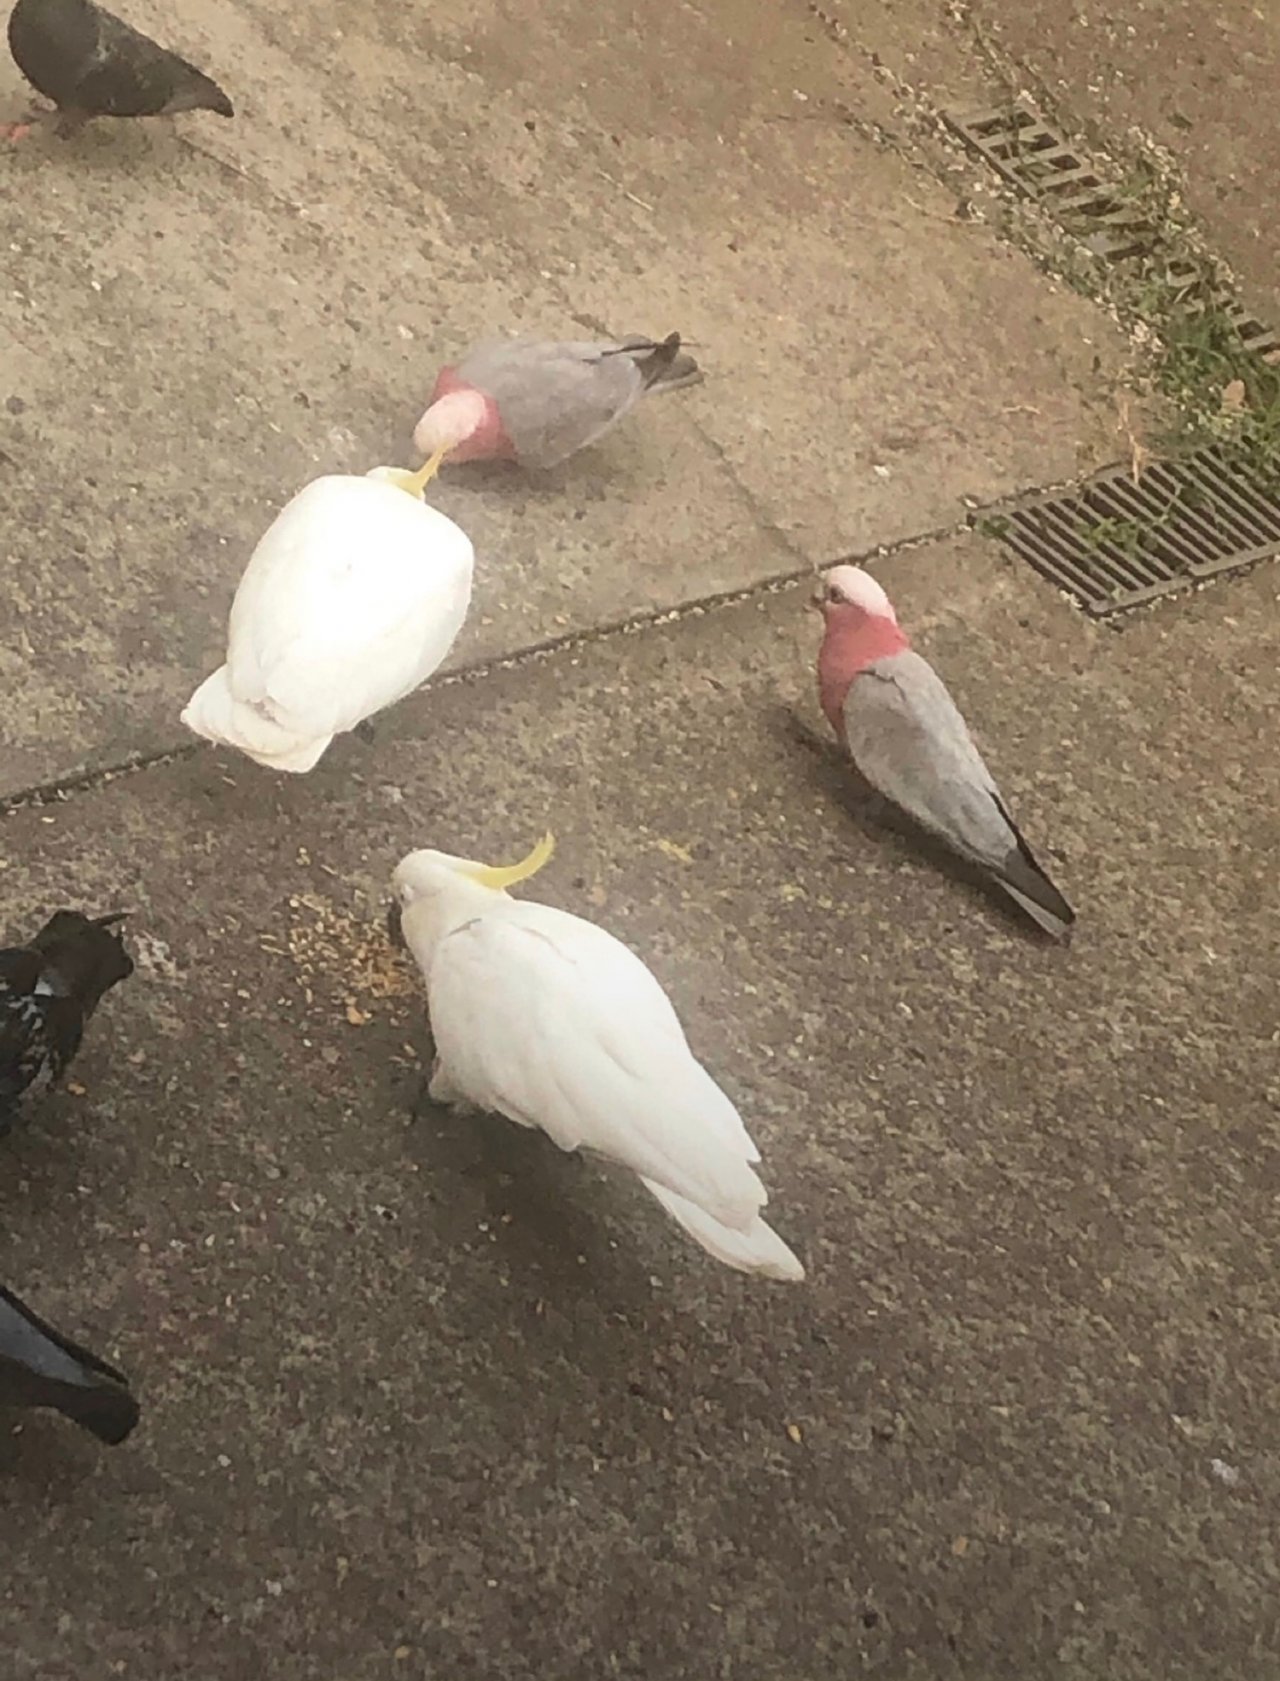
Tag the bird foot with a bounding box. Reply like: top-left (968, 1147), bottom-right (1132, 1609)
top-left (427, 1060), bottom-right (454, 1105)
top-left (2, 99), bottom-right (54, 142)
top-left (427, 1057), bottom-right (468, 1109)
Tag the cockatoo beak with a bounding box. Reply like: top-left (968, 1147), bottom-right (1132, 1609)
top-left (387, 444), bottom-right (449, 499)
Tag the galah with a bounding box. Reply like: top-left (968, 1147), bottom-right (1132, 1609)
top-left (5, 0), bottom-right (233, 140)
top-left (815, 565), bottom-right (1075, 938)
top-left (0, 1283), bottom-right (139, 1443)
top-left (0, 908), bottom-right (133, 1128)
top-left (182, 454), bottom-right (472, 773)
top-left (412, 333), bottom-right (701, 470)
top-left (391, 834), bottom-right (805, 1281)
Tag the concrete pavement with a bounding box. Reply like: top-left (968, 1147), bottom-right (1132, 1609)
top-left (0, 0), bottom-right (1125, 792)
top-left (1, 0), bottom-right (1277, 1677)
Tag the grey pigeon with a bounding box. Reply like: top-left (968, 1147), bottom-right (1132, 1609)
top-left (815, 565), bottom-right (1075, 939)
top-left (412, 332), bottom-right (702, 469)
top-left (0, 908), bottom-right (133, 1128)
top-left (6, 0), bottom-right (233, 137)
top-left (0, 1284), bottom-right (139, 1443)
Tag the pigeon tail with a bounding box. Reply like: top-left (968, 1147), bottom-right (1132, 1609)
top-left (49, 1374), bottom-right (141, 1443)
top-left (181, 667), bottom-right (333, 773)
top-left (642, 1179), bottom-right (805, 1281)
top-left (0, 1285), bottom-right (140, 1445)
top-left (163, 71), bottom-right (233, 118)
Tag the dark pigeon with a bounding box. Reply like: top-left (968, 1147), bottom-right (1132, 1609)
top-left (0, 908), bottom-right (133, 1130)
top-left (6, 0), bottom-right (233, 136)
top-left (0, 1284), bottom-right (139, 1443)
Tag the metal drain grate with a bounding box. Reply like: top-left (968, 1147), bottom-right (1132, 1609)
top-left (947, 103), bottom-right (1157, 259)
top-left (1160, 259), bottom-right (1280, 358)
top-left (983, 448), bottom-right (1280, 616)
top-left (946, 103), bottom-right (1280, 357)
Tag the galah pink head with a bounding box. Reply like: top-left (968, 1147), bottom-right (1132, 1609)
top-left (817, 564), bottom-right (898, 623)
top-left (412, 387), bottom-right (494, 459)
top-left (412, 368), bottom-right (516, 465)
top-left (813, 564), bottom-right (910, 735)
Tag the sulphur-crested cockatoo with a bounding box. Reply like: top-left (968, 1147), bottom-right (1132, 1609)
top-left (181, 451), bottom-right (471, 773)
top-left (391, 834), bottom-right (804, 1281)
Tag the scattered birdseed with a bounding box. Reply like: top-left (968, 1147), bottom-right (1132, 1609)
top-left (278, 894), bottom-right (418, 1024)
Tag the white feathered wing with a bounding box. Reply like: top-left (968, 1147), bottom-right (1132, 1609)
top-left (425, 899), bottom-right (803, 1280)
top-left (182, 476), bottom-right (473, 772)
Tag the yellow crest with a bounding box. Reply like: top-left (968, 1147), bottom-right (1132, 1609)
top-left (462, 832), bottom-right (556, 892)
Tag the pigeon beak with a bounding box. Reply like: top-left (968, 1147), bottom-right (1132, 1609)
top-left (387, 444), bottom-right (448, 500)
top-left (386, 899), bottom-right (406, 951)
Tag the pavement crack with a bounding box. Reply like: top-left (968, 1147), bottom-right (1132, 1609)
top-left (0, 511), bottom-right (975, 813)
top-left (0, 742), bottom-right (202, 817)
top-left (555, 311), bottom-right (812, 566)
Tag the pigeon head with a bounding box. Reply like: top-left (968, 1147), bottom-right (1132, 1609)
top-left (29, 909), bottom-right (134, 995)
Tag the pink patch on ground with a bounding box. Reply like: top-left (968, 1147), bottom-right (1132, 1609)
top-left (816, 605), bottom-right (911, 735)
top-left (429, 367), bottom-right (517, 463)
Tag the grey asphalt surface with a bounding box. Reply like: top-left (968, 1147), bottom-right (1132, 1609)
top-left (1, 1), bottom-right (1278, 1677)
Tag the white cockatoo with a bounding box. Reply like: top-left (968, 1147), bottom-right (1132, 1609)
top-left (392, 835), bottom-right (804, 1282)
top-left (181, 451), bottom-right (472, 772)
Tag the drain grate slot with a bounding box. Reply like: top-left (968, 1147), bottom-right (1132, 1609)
top-left (946, 102), bottom-right (1280, 354)
top-left (984, 448), bottom-right (1280, 615)
top-left (947, 103), bottom-right (1158, 259)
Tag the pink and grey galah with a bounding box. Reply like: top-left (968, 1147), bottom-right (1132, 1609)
top-left (412, 332), bottom-right (701, 470)
top-left (815, 565), bottom-right (1075, 939)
